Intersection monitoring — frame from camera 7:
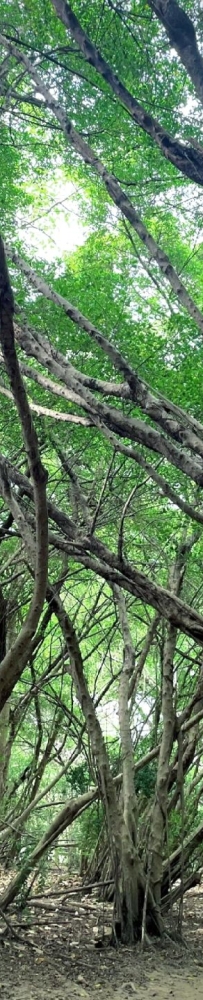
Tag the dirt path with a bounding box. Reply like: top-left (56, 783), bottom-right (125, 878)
top-left (1, 953), bottom-right (203, 1000)
top-left (133, 969), bottom-right (203, 1000)
top-left (1, 874), bottom-right (203, 999)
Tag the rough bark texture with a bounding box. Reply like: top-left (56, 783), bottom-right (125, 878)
top-left (149, 534), bottom-right (198, 906)
top-left (51, 1), bottom-right (203, 187)
top-left (0, 586), bottom-right (7, 809)
top-left (0, 240), bottom-right (48, 709)
top-left (114, 587), bottom-right (139, 938)
top-left (147, 0), bottom-right (203, 107)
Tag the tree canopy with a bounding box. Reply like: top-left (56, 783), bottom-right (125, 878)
top-left (1, 0), bottom-right (203, 942)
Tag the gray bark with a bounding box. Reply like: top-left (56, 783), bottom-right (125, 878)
top-left (0, 241), bottom-right (48, 710)
top-left (50, 1), bottom-right (203, 187)
top-left (147, 0), bottom-right (203, 107)
top-left (149, 533), bottom-right (199, 905)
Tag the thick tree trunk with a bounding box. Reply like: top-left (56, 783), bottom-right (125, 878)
top-left (149, 534), bottom-right (199, 908)
top-left (149, 621), bottom-right (176, 906)
top-left (0, 586), bottom-right (7, 815)
top-left (0, 241), bottom-right (48, 710)
top-left (114, 586), bottom-right (139, 938)
top-left (49, 587), bottom-right (150, 942)
top-left (0, 703), bottom-right (9, 810)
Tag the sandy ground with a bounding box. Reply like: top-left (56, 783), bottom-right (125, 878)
top-left (1, 943), bottom-right (203, 1000)
top-left (1, 871), bottom-right (203, 999)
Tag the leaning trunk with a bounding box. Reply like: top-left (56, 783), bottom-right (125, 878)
top-left (149, 533), bottom-right (198, 908)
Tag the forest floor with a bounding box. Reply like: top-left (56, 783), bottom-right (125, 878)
top-left (1, 869), bottom-right (203, 999)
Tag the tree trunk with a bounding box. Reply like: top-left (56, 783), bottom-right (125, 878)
top-left (49, 587), bottom-right (149, 941)
top-left (114, 586), bottom-right (139, 938)
top-left (0, 586), bottom-right (7, 816)
top-left (0, 788), bottom-right (97, 910)
top-left (149, 533), bottom-right (199, 907)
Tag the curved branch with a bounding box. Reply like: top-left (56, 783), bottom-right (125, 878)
top-left (2, 41), bottom-right (203, 333)
top-left (2, 458), bottom-right (203, 646)
top-left (7, 255), bottom-right (203, 486)
top-left (0, 238), bottom-right (48, 710)
top-left (51, 1), bottom-right (203, 185)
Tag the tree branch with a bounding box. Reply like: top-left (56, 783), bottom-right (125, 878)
top-left (0, 239), bottom-right (48, 710)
